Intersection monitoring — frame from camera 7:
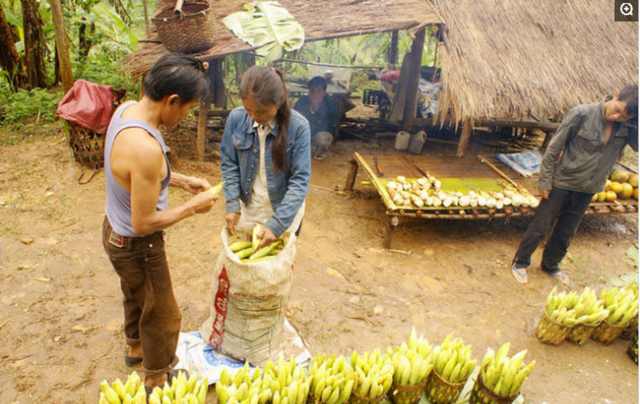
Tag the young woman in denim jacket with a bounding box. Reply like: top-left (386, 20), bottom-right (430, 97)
top-left (220, 66), bottom-right (311, 248)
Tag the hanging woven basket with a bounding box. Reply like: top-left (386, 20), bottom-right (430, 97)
top-left (152, 0), bottom-right (217, 53)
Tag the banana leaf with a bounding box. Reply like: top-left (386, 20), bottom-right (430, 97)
top-left (223, 1), bottom-right (304, 63)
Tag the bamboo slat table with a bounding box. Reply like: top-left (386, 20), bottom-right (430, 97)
top-left (345, 151), bottom-right (638, 248)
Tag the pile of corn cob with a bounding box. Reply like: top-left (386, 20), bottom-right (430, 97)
top-left (598, 284), bottom-right (639, 328)
top-left (99, 372), bottom-right (146, 404)
top-left (216, 362), bottom-right (263, 404)
top-left (307, 354), bottom-right (355, 404)
top-left (99, 371), bottom-right (208, 404)
top-left (385, 176), bottom-right (538, 209)
top-left (477, 343), bottom-right (535, 398)
top-left (388, 331), bottom-right (433, 387)
top-left (428, 334), bottom-right (476, 386)
top-left (350, 348), bottom-right (394, 401)
top-left (229, 225), bottom-right (286, 263)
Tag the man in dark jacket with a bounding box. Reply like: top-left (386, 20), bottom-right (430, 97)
top-left (293, 76), bottom-right (337, 160)
top-left (511, 85), bottom-right (638, 285)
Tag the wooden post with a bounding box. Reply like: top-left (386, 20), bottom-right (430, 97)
top-left (49, 0), bottom-right (73, 91)
top-left (196, 100), bottom-right (209, 161)
top-left (457, 119), bottom-right (472, 157)
top-left (388, 30), bottom-right (399, 69)
top-left (212, 58), bottom-right (226, 109)
top-left (401, 28), bottom-right (426, 129)
top-left (345, 158), bottom-right (359, 191)
top-left (383, 215), bottom-right (399, 249)
top-left (388, 28), bottom-right (425, 126)
top-left (143, 0), bottom-right (150, 35)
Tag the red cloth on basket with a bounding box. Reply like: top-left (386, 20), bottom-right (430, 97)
top-left (55, 79), bottom-right (116, 134)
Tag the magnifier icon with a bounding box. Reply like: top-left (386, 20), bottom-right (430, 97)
top-left (621, 3), bottom-right (633, 16)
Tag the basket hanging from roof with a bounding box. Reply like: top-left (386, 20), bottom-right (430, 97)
top-left (152, 0), bottom-right (216, 53)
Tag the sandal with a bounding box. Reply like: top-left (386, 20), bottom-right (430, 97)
top-left (511, 263), bottom-right (528, 284)
top-left (547, 268), bottom-right (570, 285)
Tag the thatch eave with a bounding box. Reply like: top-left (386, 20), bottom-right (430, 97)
top-left (124, 0), bottom-right (442, 79)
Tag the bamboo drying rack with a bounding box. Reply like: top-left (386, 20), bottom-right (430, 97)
top-left (345, 152), bottom-right (638, 248)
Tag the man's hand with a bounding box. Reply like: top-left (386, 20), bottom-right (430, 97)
top-left (184, 176), bottom-right (212, 194)
top-left (191, 191), bottom-right (218, 214)
top-left (257, 226), bottom-right (278, 250)
top-left (225, 212), bottom-right (240, 236)
top-left (538, 189), bottom-right (551, 200)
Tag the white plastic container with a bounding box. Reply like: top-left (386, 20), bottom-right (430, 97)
top-left (408, 130), bottom-right (427, 154)
top-left (395, 131), bottom-right (410, 151)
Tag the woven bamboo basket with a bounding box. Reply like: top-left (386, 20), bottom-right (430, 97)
top-left (152, 1), bottom-right (216, 53)
top-left (66, 121), bottom-right (105, 170)
top-left (591, 320), bottom-right (627, 345)
top-left (424, 371), bottom-right (466, 404)
top-left (389, 378), bottom-right (426, 404)
top-left (470, 375), bottom-right (517, 404)
top-left (628, 332), bottom-right (638, 364)
top-left (536, 312), bottom-right (572, 346)
top-left (566, 321), bottom-right (601, 346)
top-left (620, 313), bottom-right (638, 340)
top-left (348, 388), bottom-right (385, 404)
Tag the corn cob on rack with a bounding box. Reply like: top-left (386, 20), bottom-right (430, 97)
top-left (385, 175), bottom-right (539, 210)
top-left (478, 343), bottom-right (535, 398)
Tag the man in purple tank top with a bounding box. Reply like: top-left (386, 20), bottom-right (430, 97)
top-left (102, 53), bottom-right (218, 393)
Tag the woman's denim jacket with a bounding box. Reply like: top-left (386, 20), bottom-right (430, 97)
top-left (220, 107), bottom-right (311, 237)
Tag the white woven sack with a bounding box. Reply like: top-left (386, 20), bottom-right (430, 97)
top-left (199, 224), bottom-right (296, 366)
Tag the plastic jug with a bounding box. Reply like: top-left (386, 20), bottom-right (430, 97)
top-left (408, 130), bottom-right (427, 154)
top-left (395, 131), bottom-right (410, 151)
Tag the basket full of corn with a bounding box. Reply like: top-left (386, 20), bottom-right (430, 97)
top-left (388, 328), bottom-right (433, 404)
top-left (537, 288), bottom-right (579, 345)
top-left (425, 334), bottom-right (476, 404)
top-left (591, 285), bottom-right (639, 345)
top-left (470, 343), bottom-right (535, 404)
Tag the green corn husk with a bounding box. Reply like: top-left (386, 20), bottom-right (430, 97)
top-left (536, 312), bottom-right (572, 346)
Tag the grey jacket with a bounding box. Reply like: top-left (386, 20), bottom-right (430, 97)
top-left (538, 100), bottom-right (638, 194)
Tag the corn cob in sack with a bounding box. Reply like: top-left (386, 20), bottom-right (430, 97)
top-left (199, 222), bottom-right (298, 366)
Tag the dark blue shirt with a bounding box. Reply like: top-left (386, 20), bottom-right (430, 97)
top-left (293, 95), bottom-right (337, 136)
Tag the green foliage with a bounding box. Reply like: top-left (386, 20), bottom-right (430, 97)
top-left (0, 87), bottom-right (61, 124)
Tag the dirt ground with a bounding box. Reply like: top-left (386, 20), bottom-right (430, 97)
top-left (0, 123), bottom-right (638, 404)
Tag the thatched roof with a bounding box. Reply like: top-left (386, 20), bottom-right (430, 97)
top-left (435, 0), bottom-right (639, 125)
top-left (125, 0), bottom-right (442, 78)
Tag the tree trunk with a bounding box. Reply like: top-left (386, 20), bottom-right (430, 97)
top-left (78, 19), bottom-right (95, 60)
top-left (49, 0), bottom-right (73, 92)
top-left (0, 4), bottom-right (27, 90)
top-left (21, 0), bottom-right (48, 88)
